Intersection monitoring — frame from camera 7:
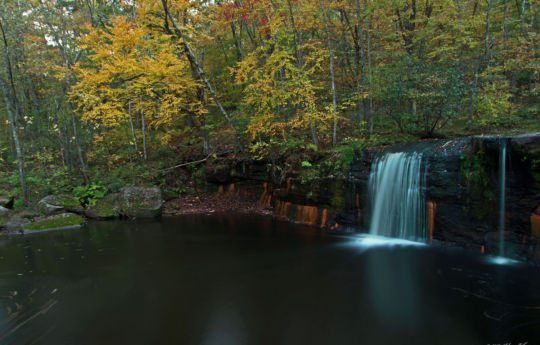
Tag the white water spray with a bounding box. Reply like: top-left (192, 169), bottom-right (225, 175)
top-left (498, 139), bottom-right (506, 257)
top-left (368, 152), bottom-right (426, 240)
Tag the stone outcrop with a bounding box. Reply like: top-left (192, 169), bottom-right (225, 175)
top-left (205, 132), bottom-right (540, 260)
top-left (0, 206), bottom-right (9, 218)
top-left (37, 195), bottom-right (66, 215)
top-left (0, 195), bottom-right (13, 209)
top-left (119, 186), bottom-right (162, 218)
top-left (37, 195), bottom-right (85, 215)
top-left (85, 193), bottom-right (121, 220)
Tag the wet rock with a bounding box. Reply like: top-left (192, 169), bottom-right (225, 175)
top-left (119, 186), bottom-right (162, 218)
top-left (85, 193), bottom-right (121, 220)
top-left (0, 195), bottom-right (14, 209)
top-left (510, 131), bottom-right (540, 158)
top-left (22, 212), bottom-right (85, 233)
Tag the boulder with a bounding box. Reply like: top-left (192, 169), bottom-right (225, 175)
top-left (85, 193), bottom-right (121, 220)
top-left (37, 195), bottom-right (65, 215)
top-left (37, 195), bottom-right (85, 215)
top-left (0, 195), bottom-right (14, 209)
top-left (59, 195), bottom-right (85, 214)
top-left (22, 212), bottom-right (85, 233)
top-left (0, 206), bottom-right (11, 229)
top-left (119, 186), bottom-right (162, 218)
top-left (1, 210), bottom-right (40, 231)
top-left (2, 216), bottom-right (31, 231)
top-left (0, 206), bottom-right (9, 218)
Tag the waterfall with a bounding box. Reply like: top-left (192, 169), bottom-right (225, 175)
top-left (368, 152), bottom-right (426, 240)
top-left (498, 139), bottom-right (507, 257)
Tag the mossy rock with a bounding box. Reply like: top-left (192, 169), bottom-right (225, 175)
top-left (120, 186), bottom-right (162, 218)
top-left (0, 206), bottom-right (11, 228)
top-left (59, 195), bottom-right (85, 214)
top-left (37, 195), bottom-right (65, 215)
top-left (22, 213), bottom-right (85, 232)
top-left (85, 193), bottom-right (121, 220)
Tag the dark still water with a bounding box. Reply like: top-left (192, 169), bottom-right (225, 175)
top-left (1, 215), bottom-right (539, 345)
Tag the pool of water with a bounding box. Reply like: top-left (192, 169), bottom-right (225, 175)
top-left (1, 214), bottom-right (539, 345)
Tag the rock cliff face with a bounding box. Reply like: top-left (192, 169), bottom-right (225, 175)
top-left (206, 132), bottom-right (540, 260)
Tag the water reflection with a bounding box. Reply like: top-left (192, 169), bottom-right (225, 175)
top-left (0, 215), bottom-right (538, 345)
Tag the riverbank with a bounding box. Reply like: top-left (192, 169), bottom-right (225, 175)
top-left (2, 132), bottom-right (540, 262)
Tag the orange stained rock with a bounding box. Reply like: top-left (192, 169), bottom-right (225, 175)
top-left (481, 245), bottom-right (485, 254)
top-left (531, 213), bottom-right (540, 238)
top-left (320, 209), bottom-right (328, 228)
top-left (258, 183), bottom-right (269, 207)
top-left (229, 183), bottom-right (235, 193)
top-left (275, 201), bottom-right (292, 218)
top-left (428, 200), bottom-right (436, 244)
top-left (296, 205), bottom-right (318, 225)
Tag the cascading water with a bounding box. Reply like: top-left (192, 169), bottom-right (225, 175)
top-left (368, 152), bottom-right (426, 241)
top-left (498, 139), bottom-right (507, 257)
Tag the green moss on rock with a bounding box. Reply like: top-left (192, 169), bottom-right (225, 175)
top-left (23, 213), bottom-right (85, 232)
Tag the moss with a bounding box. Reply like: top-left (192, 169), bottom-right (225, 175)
top-left (24, 214), bottom-right (84, 231)
top-left (59, 195), bottom-right (82, 208)
top-left (93, 204), bottom-right (118, 217)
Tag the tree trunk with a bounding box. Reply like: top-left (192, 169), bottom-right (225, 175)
top-left (0, 77), bottom-right (28, 205)
top-left (355, 0), bottom-right (367, 125)
top-left (69, 102), bottom-right (89, 184)
top-left (161, 0), bottom-right (239, 143)
top-left (364, 0), bottom-right (374, 135)
top-left (128, 101), bottom-right (139, 154)
top-left (320, 0), bottom-right (338, 147)
top-left (286, 0), bottom-right (319, 148)
top-left (467, 0), bottom-right (493, 130)
top-left (140, 100), bottom-right (148, 161)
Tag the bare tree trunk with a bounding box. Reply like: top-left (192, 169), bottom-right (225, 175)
top-left (140, 99), bottom-right (147, 161)
top-left (355, 0), bottom-right (367, 125)
top-left (68, 102), bottom-right (89, 184)
top-left (364, 0), bottom-right (374, 135)
top-left (0, 20), bottom-right (28, 204)
top-left (128, 101), bottom-right (138, 154)
top-left (198, 49), bottom-right (211, 154)
top-left (230, 22), bottom-right (242, 61)
top-left (0, 77), bottom-right (28, 205)
top-left (320, 0), bottom-right (338, 147)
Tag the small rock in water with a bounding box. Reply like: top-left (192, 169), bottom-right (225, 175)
top-left (51, 288), bottom-right (58, 294)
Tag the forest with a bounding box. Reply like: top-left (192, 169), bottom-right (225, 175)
top-left (0, 0), bottom-right (538, 208)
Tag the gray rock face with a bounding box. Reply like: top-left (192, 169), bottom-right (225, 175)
top-left (119, 186), bottom-right (162, 218)
top-left (0, 206), bottom-right (9, 218)
top-left (0, 195), bottom-right (13, 209)
top-left (37, 195), bottom-right (65, 215)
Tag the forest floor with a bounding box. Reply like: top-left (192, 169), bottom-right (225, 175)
top-left (163, 190), bottom-right (273, 217)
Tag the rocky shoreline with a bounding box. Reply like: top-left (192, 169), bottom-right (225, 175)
top-left (1, 132), bottom-right (539, 262)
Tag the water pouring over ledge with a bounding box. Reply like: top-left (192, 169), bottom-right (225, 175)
top-left (368, 152), bottom-right (427, 241)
